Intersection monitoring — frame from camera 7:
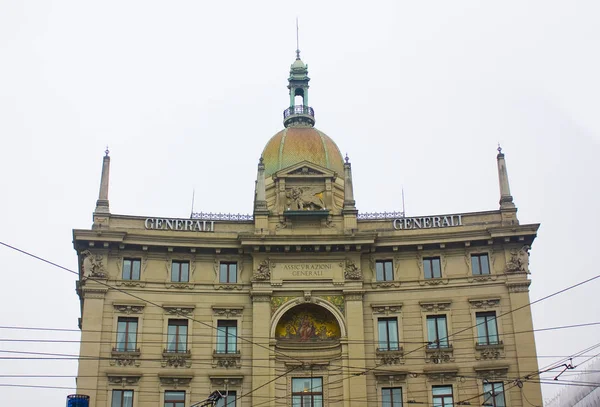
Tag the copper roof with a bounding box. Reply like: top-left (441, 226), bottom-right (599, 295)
top-left (262, 127), bottom-right (344, 177)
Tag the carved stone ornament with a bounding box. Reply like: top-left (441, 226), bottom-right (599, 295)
top-left (371, 304), bottom-right (402, 315)
top-left (212, 307), bottom-right (243, 318)
top-left (158, 376), bottom-right (193, 388)
top-left (376, 348), bottom-right (405, 365)
top-left (81, 250), bottom-right (108, 278)
top-left (107, 375), bottom-right (141, 387)
top-left (425, 347), bottom-right (454, 364)
top-left (163, 306), bottom-right (195, 316)
top-left (209, 376), bottom-right (243, 387)
top-left (285, 186), bottom-right (326, 210)
top-left (424, 370), bottom-right (458, 382)
top-left (419, 301), bottom-right (451, 312)
top-left (165, 282), bottom-right (195, 290)
top-left (251, 293), bottom-right (271, 302)
top-left (113, 304), bottom-right (145, 314)
top-left (374, 373), bottom-right (407, 386)
top-left (344, 292), bottom-right (364, 301)
top-left (161, 351), bottom-right (192, 368)
top-left (253, 259), bottom-right (272, 281)
top-left (213, 351), bottom-right (242, 369)
top-left (344, 259), bottom-right (362, 280)
top-left (506, 281), bottom-right (531, 293)
top-left (110, 351), bottom-right (141, 367)
top-left (475, 344), bottom-right (504, 360)
top-left (505, 246), bottom-right (530, 273)
top-left (474, 367), bottom-right (509, 380)
top-left (468, 299), bottom-right (500, 309)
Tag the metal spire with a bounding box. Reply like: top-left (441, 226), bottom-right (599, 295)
top-left (296, 17), bottom-right (300, 59)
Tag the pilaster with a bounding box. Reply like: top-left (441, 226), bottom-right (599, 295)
top-left (343, 291), bottom-right (367, 406)
top-left (250, 291), bottom-right (273, 405)
top-left (77, 280), bottom-right (108, 406)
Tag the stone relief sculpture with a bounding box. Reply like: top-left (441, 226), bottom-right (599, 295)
top-left (505, 245), bottom-right (530, 273)
top-left (344, 260), bottom-right (362, 280)
top-left (253, 259), bottom-right (271, 281)
top-left (286, 186), bottom-right (325, 210)
top-left (81, 250), bottom-right (107, 278)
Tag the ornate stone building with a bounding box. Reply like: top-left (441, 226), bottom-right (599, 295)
top-left (73, 51), bottom-right (543, 407)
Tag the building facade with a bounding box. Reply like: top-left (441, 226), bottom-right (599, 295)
top-left (73, 52), bottom-right (543, 407)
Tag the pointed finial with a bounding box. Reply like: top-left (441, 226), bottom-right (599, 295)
top-left (105, 146), bottom-right (110, 157)
top-left (345, 153), bottom-right (349, 163)
top-left (295, 17), bottom-right (301, 59)
top-left (259, 155), bottom-right (264, 164)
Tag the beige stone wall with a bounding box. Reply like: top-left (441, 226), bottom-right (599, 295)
top-left (74, 206), bottom-right (542, 407)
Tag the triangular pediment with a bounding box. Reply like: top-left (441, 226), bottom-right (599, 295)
top-left (274, 161), bottom-right (337, 178)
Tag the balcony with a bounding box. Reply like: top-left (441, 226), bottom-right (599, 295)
top-left (283, 105), bottom-right (315, 127)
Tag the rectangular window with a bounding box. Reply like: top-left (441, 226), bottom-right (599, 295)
top-left (122, 259), bottom-right (141, 280)
top-left (376, 260), bottom-right (394, 281)
top-left (377, 318), bottom-right (399, 351)
top-left (432, 385), bottom-right (453, 407)
top-left (216, 391), bottom-right (237, 407)
top-left (426, 315), bottom-right (449, 348)
top-left (292, 377), bottom-right (323, 407)
top-left (111, 390), bottom-right (134, 407)
top-left (164, 391), bottom-right (186, 407)
top-left (423, 257), bottom-right (442, 279)
top-left (171, 261), bottom-right (190, 282)
top-left (219, 262), bottom-right (237, 283)
top-left (116, 317), bottom-right (138, 352)
top-left (483, 382), bottom-right (506, 407)
top-left (476, 312), bottom-right (499, 345)
top-left (382, 387), bottom-right (403, 407)
top-left (471, 254), bottom-right (490, 275)
top-left (216, 320), bottom-right (237, 354)
top-left (166, 319), bottom-right (188, 353)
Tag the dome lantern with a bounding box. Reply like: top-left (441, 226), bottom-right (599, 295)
top-left (284, 49), bottom-right (315, 128)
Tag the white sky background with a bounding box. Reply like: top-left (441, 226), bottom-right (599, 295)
top-left (0, 0), bottom-right (599, 404)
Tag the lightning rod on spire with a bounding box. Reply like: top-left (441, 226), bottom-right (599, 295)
top-left (296, 17), bottom-right (300, 59)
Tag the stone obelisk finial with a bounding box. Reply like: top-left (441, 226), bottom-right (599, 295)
top-left (94, 147), bottom-right (111, 214)
top-left (496, 145), bottom-right (519, 225)
top-left (496, 145), bottom-right (515, 209)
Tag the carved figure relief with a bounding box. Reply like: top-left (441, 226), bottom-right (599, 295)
top-left (253, 259), bottom-right (272, 281)
top-left (344, 259), bottom-right (362, 280)
top-left (81, 250), bottom-right (107, 278)
top-left (505, 245), bottom-right (530, 273)
top-left (286, 186), bottom-right (325, 210)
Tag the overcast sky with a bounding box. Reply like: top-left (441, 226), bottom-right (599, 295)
top-left (1, 1), bottom-right (599, 405)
